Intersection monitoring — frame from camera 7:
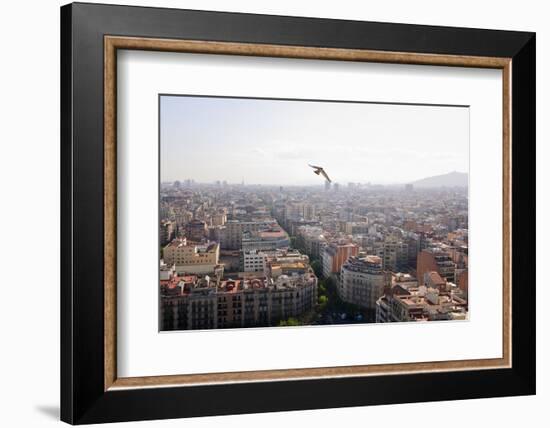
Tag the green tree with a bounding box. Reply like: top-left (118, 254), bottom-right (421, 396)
top-left (318, 295), bottom-right (328, 312)
top-left (318, 280), bottom-right (327, 296)
top-left (279, 317), bottom-right (301, 327)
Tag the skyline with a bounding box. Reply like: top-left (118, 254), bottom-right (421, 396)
top-left (160, 95), bottom-right (469, 185)
top-left (160, 170), bottom-right (468, 187)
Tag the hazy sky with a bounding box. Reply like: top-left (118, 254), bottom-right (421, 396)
top-left (160, 95), bottom-right (469, 185)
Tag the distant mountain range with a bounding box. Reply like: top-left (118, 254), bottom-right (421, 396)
top-left (410, 171), bottom-right (468, 188)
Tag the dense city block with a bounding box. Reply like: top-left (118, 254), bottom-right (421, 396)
top-left (160, 180), bottom-right (468, 330)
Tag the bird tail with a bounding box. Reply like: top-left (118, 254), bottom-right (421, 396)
top-left (314, 170), bottom-right (321, 175)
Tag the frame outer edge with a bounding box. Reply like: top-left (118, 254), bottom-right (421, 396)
top-left (63, 3), bottom-right (536, 423)
top-left (60, 3), bottom-right (75, 424)
top-left (510, 33), bottom-right (536, 391)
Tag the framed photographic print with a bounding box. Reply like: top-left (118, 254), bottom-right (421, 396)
top-left (60, 2), bottom-right (536, 424)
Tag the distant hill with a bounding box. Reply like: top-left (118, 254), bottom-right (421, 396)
top-left (411, 171), bottom-right (468, 188)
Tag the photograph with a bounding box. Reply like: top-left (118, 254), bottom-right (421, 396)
top-left (159, 95), bottom-right (470, 331)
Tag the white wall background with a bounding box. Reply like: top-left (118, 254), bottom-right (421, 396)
top-left (0, 0), bottom-right (546, 427)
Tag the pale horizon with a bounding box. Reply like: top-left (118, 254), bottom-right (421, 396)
top-left (160, 170), bottom-right (469, 187)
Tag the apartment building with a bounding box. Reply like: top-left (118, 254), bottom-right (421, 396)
top-left (160, 271), bottom-right (317, 330)
top-left (321, 242), bottom-right (359, 278)
top-left (376, 284), bottom-right (468, 323)
top-left (339, 255), bottom-right (388, 311)
top-left (162, 238), bottom-right (222, 275)
top-left (416, 247), bottom-right (457, 284)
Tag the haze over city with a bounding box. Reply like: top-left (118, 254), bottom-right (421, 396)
top-left (160, 95), bottom-right (469, 186)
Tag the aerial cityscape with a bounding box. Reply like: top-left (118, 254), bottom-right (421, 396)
top-left (159, 95), bottom-right (469, 331)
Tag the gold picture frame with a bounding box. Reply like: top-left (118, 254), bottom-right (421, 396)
top-left (103, 36), bottom-right (512, 391)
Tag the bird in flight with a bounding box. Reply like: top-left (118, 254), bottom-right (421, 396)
top-left (308, 164), bottom-right (332, 182)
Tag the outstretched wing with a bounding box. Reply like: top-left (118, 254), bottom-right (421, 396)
top-left (308, 164), bottom-right (322, 169)
top-left (320, 169), bottom-right (332, 182)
